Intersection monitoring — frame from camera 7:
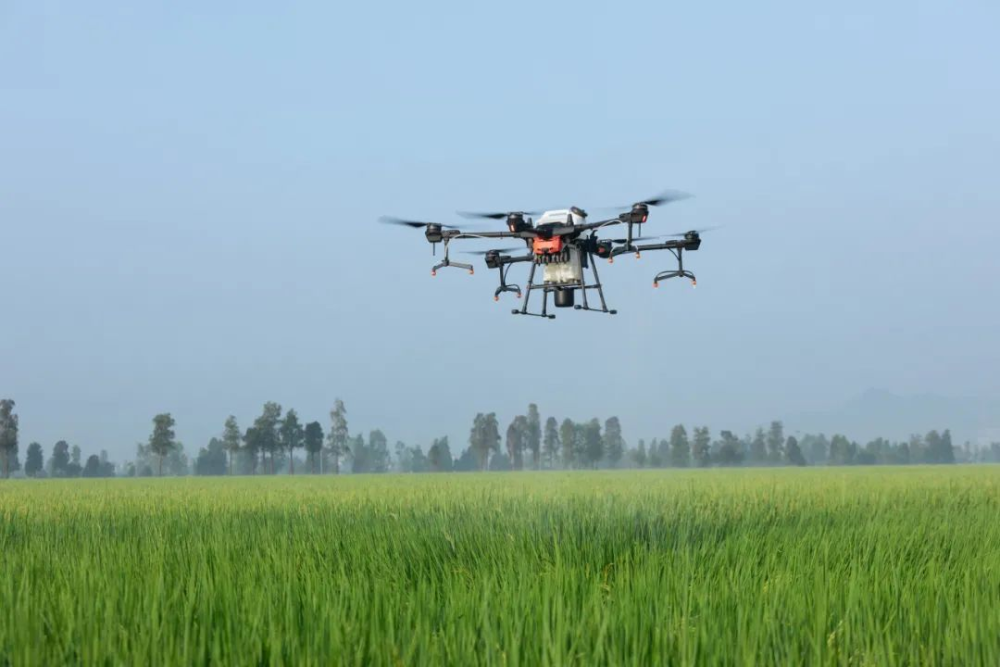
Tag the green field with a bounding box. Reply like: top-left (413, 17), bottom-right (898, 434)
top-left (2, 468), bottom-right (999, 665)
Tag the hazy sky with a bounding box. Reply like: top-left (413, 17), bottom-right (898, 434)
top-left (3, 1), bottom-right (999, 460)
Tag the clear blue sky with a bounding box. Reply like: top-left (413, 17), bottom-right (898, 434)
top-left (2, 1), bottom-right (999, 460)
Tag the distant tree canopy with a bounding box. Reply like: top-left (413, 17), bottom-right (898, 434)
top-left (3, 395), bottom-right (993, 481)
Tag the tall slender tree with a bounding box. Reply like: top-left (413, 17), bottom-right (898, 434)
top-left (785, 436), bottom-right (807, 466)
top-left (50, 440), bottom-right (71, 477)
top-left (253, 402), bottom-right (282, 474)
top-left (543, 417), bottom-right (560, 469)
top-left (669, 425), bottom-right (690, 467)
top-left (559, 419), bottom-right (576, 469)
top-left (279, 408), bottom-right (304, 474)
top-left (0, 400), bottom-right (18, 479)
top-left (525, 404), bottom-right (541, 469)
top-left (692, 426), bottom-right (712, 467)
top-left (603, 417), bottom-right (624, 468)
top-left (586, 419), bottom-right (604, 467)
top-left (506, 415), bottom-right (528, 470)
top-left (766, 421), bottom-right (785, 463)
top-left (304, 421), bottom-right (324, 473)
top-left (750, 427), bottom-right (767, 463)
top-left (25, 442), bottom-right (44, 477)
top-left (328, 399), bottom-right (349, 474)
top-left (222, 416), bottom-right (241, 476)
top-left (149, 413), bottom-right (177, 476)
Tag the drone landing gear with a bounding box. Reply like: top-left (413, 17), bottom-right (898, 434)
top-left (512, 255), bottom-right (616, 320)
top-left (652, 248), bottom-right (697, 288)
top-left (492, 264), bottom-right (522, 301)
top-left (431, 240), bottom-right (474, 277)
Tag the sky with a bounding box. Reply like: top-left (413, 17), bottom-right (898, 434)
top-left (2, 0), bottom-right (999, 460)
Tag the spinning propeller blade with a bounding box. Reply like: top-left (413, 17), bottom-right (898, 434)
top-left (379, 216), bottom-right (461, 229)
top-left (662, 226), bottom-right (722, 237)
top-left (462, 247), bottom-right (525, 255)
top-left (457, 210), bottom-right (541, 220)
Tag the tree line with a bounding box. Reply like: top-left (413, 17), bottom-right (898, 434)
top-left (2, 397), bottom-right (1000, 479)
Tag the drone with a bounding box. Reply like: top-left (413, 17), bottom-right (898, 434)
top-left (381, 191), bottom-right (715, 319)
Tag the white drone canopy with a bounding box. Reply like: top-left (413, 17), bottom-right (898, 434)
top-left (535, 207), bottom-right (587, 226)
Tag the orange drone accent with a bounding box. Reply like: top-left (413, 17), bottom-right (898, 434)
top-left (532, 236), bottom-right (563, 255)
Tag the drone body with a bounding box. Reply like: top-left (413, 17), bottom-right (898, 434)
top-left (383, 192), bottom-right (713, 319)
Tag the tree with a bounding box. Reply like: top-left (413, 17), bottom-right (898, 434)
top-left (766, 421), bottom-right (785, 463)
top-left (149, 413), bottom-right (177, 476)
top-left (252, 402), bottom-right (282, 474)
top-left (749, 427), bottom-right (767, 464)
top-left (0, 399), bottom-right (18, 479)
top-left (195, 438), bottom-right (228, 475)
top-left (525, 404), bottom-right (542, 469)
top-left (368, 430), bottom-right (391, 473)
top-left (785, 436), bottom-right (807, 466)
top-left (82, 454), bottom-right (102, 478)
top-left (428, 436), bottom-right (453, 472)
top-left (692, 426), bottom-right (712, 467)
top-left (669, 425), bottom-right (690, 467)
top-left (164, 443), bottom-right (190, 476)
top-left (603, 417), bottom-right (625, 468)
top-left (925, 429), bottom-right (956, 464)
top-left (469, 413), bottom-right (500, 471)
top-left (279, 409), bottom-right (304, 474)
top-left (328, 399), bottom-right (349, 474)
top-left (714, 430), bottom-right (744, 466)
top-left (243, 427), bottom-right (261, 474)
top-left (581, 419), bottom-right (603, 468)
top-left (50, 440), bottom-right (71, 477)
top-left (651, 439), bottom-right (667, 468)
top-left (506, 415), bottom-right (528, 470)
top-left (222, 416), bottom-right (241, 475)
top-left (25, 442), bottom-right (44, 477)
top-left (559, 419), bottom-right (576, 469)
top-left (632, 439), bottom-right (647, 468)
top-left (829, 434), bottom-right (856, 465)
top-left (542, 417), bottom-right (559, 469)
top-left (304, 421), bottom-right (324, 473)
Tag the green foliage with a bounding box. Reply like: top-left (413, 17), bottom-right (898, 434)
top-left (303, 421), bottom-right (324, 473)
top-left (603, 417), bottom-right (625, 468)
top-left (0, 399), bottom-right (18, 479)
top-left (427, 437), bottom-right (453, 472)
top-left (148, 413), bottom-right (177, 476)
top-left (669, 425), bottom-right (690, 468)
top-left (49, 440), bottom-right (71, 477)
top-left (542, 417), bottom-right (559, 470)
top-left (222, 416), bottom-right (241, 475)
top-left (24, 443), bottom-right (44, 477)
top-left (195, 438), bottom-right (228, 476)
top-left (525, 404), bottom-right (541, 469)
top-left (279, 409), bottom-right (304, 474)
top-left (558, 419), bottom-right (575, 469)
top-left (327, 399), bottom-right (349, 475)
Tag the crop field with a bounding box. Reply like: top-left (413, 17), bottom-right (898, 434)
top-left (1, 467), bottom-right (999, 666)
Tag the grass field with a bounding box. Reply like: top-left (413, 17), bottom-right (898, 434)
top-left (1, 467), bottom-right (999, 665)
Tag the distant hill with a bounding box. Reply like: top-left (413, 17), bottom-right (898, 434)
top-left (786, 389), bottom-right (1000, 446)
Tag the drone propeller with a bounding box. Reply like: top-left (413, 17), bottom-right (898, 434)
top-left (457, 210), bottom-right (541, 220)
top-left (637, 190), bottom-right (693, 207)
top-left (662, 226), bottom-right (722, 237)
top-left (600, 190), bottom-right (693, 211)
top-left (608, 236), bottom-right (658, 244)
top-left (462, 247), bottom-right (525, 255)
top-left (379, 216), bottom-right (461, 229)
